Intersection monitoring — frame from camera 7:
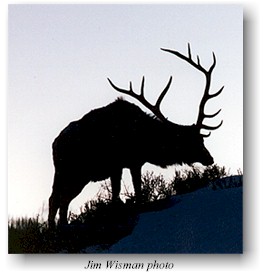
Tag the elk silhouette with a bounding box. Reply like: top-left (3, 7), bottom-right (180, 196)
top-left (48, 44), bottom-right (224, 227)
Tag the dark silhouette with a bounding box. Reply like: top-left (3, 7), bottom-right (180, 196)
top-left (48, 44), bottom-right (224, 227)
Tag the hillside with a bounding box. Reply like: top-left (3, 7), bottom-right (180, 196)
top-left (83, 177), bottom-right (242, 254)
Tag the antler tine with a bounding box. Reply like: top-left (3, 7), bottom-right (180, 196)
top-left (108, 77), bottom-right (173, 122)
top-left (155, 76), bottom-right (173, 109)
top-left (204, 109), bottom-right (222, 119)
top-left (202, 132), bottom-right (211, 138)
top-left (209, 52), bottom-right (216, 73)
top-left (201, 120), bottom-right (223, 131)
top-left (209, 86), bottom-right (224, 99)
top-left (140, 76), bottom-right (145, 97)
top-left (188, 43), bottom-right (192, 59)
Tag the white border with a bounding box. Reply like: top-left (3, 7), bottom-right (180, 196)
top-left (2, 0), bottom-right (265, 275)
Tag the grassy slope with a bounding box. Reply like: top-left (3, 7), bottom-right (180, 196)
top-left (8, 165), bottom-right (242, 253)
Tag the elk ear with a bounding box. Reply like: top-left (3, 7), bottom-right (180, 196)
top-left (191, 123), bottom-right (197, 130)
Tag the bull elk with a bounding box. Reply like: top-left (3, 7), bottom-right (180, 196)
top-left (48, 44), bottom-right (224, 227)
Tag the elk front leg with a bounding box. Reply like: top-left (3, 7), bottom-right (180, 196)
top-left (130, 166), bottom-right (142, 204)
top-left (110, 168), bottom-right (123, 202)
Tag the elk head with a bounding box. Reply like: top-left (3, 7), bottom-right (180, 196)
top-left (107, 44), bottom-right (224, 166)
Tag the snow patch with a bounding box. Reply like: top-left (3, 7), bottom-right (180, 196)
top-left (83, 184), bottom-right (242, 254)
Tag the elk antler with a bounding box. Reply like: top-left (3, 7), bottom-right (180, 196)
top-left (107, 76), bottom-right (173, 122)
top-left (161, 43), bottom-right (224, 136)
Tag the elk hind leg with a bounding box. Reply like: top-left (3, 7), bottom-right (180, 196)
top-left (48, 190), bottom-right (60, 229)
top-left (58, 185), bottom-right (84, 226)
top-left (48, 174), bottom-right (61, 228)
top-left (58, 196), bottom-right (71, 226)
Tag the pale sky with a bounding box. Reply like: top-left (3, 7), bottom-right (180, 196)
top-left (8, 4), bottom-right (243, 218)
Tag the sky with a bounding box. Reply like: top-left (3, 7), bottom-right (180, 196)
top-left (8, 4), bottom-right (243, 218)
